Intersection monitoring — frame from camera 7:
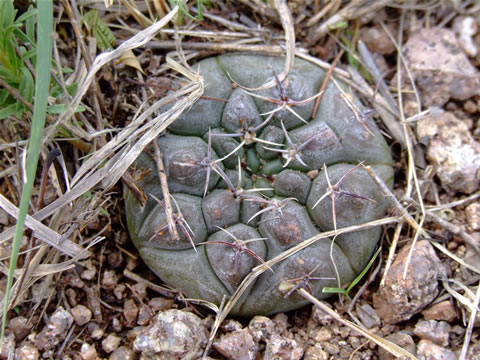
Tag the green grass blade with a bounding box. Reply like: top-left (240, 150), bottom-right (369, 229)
top-left (1, 0), bottom-right (53, 339)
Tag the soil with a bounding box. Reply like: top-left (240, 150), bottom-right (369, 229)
top-left (1, 1), bottom-right (480, 359)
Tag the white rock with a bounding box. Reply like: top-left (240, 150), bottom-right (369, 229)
top-left (417, 112), bottom-right (480, 193)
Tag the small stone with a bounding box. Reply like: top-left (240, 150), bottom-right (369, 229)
top-left (417, 339), bottom-right (457, 360)
top-left (304, 344), bottom-right (329, 360)
top-left (34, 307), bottom-right (74, 351)
top-left (454, 16), bottom-right (479, 57)
top-left (133, 282), bottom-right (148, 300)
top-left (378, 332), bottom-right (416, 360)
top-left (102, 270), bottom-right (119, 290)
top-left (64, 272), bottom-right (84, 288)
top-left (102, 334), bottom-right (122, 354)
top-left (80, 267), bottom-right (96, 281)
top-left (148, 297), bottom-right (174, 312)
top-left (65, 288), bottom-right (77, 307)
top-left (322, 341), bottom-right (340, 355)
top-left (111, 317), bottom-right (123, 333)
top-left (464, 100), bottom-right (478, 114)
top-left (213, 329), bottom-right (257, 360)
top-left (264, 335), bottom-right (303, 360)
top-left (360, 25), bottom-right (396, 55)
top-left (220, 319), bottom-right (243, 333)
top-left (311, 306), bottom-right (334, 326)
top-left (310, 327), bottom-right (332, 342)
top-left (123, 298), bottom-right (139, 326)
top-left (272, 313), bottom-right (289, 334)
top-left (15, 342), bottom-right (39, 360)
top-left (9, 316), bottom-right (32, 341)
top-left (80, 343), bottom-right (97, 360)
top-left (248, 316), bottom-right (275, 342)
top-left (356, 304), bottom-right (381, 329)
top-left (417, 112), bottom-right (480, 193)
top-left (466, 203), bottom-right (480, 230)
top-left (88, 323), bottom-right (104, 340)
top-left (132, 309), bottom-right (207, 360)
top-left (403, 27), bottom-right (480, 107)
top-left (421, 301), bottom-right (457, 322)
top-left (0, 333), bottom-right (15, 358)
top-left (373, 240), bottom-right (446, 324)
top-left (113, 284), bottom-right (126, 300)
top-left (413, 319), bottom-right (451, 346)
top-left (71, 305), bottom-right (92, 326)
top-left (109, 346), bottom-right (135, 360)
top-left (137, 303), bottom-right (152, 326)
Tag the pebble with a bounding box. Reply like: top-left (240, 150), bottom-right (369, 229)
top-left (220, 319), bottom-right (243, 333)
top-left (465, 203), bottom-right (480, 231)
top-left (0, 333), bottom-right (15, 359)
top-left (303, 344), bottom-right (329, 360)
top-left (123, 298), bottom-right (139, 326)
top-left (9, 316), bottom-right (32, 341)
top-left (309, 327), bottom-right (332, 342)
top-left (272, 313), bottom-right (289, 334)
top-left (137, 303), bottom-right (152, 326)
top-left (248, 316), bottom-right (275, 342)
top-left (378, 332), bottom-right (416, 360)
top-left (213, 329), bottom-right (257, 360)
top-left (359, 25), bottom-right (396, 55)
top-left (33, 307), bottom-right (74, 351)
top-left (80, 343), bottom-right (97, 360)
top-left (403, 27), bottom-right (480, 107)
top-left (373, 240), bottom-right (446, 324)
top-left (102, 334), bottom-right (121, 354)
top-left (109, 346), bottom-right (136, 360)
top-left (113, 284), bottom-right (126, 300)
top-left (463, 99), bottom-right (478, 114)
top-left (311, 306), bottom-right (334, 326)
top-left (71, 305), bottom-right (92, 326)
top-left (416, 112), bottom-right (480, 193)
top-left (355, 304), bottom-right (381, 329)
top-left (413, 319), bottom-right (451, 346)
top-left (148, 297), bottom-right (174, 312)
top-left (15, 342), bottom-right (39, 360)
top-left (421, 301), bottom-right (457, 322)
top-left (80, 267), bottom-right (96, 281)
top-left (132, 309), bottom-right (207, 359)
top-left (88, 323), bottom-right (104, 340)
top-left (453, 16), bottom-right (479, 57)
top-left (102, 270), bottom-right (119, 290)
top-left (416, 339), bottom-right (457, 360)
top-left (264, 335), bottom-right (303, 360)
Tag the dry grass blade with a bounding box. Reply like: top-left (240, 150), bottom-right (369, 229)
top-left (460, 281), bottom-right (480, 360)
top-left (298, 289), bottom-right (419, 359)
top-left (0, 194), bottom-right (87, 259)
top-left (307, 0), bottom-right (392, 45)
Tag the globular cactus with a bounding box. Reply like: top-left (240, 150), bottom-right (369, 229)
top-left (124, 54), bottom-right (393, 316)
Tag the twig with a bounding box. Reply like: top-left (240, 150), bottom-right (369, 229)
top-left (312, 49), bottom-right (344, 119)
top-left (152, 141), bottom-right (180, 242)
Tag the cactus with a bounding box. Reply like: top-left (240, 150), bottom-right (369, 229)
top-left (124, 54), bottom-right (393, 316)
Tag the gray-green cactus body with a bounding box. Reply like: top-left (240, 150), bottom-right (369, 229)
top-left (124, 54), bottom-right (393, 316)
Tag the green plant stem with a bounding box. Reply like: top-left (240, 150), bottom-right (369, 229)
top-left (1, 0), bottom-right (53, 339)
